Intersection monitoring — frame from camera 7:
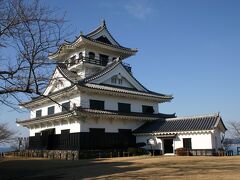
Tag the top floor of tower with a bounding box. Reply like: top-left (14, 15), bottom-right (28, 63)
top-left (48, 20), bottom-right (138, 75)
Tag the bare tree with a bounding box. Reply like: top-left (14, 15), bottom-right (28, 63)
top-left (0, 123), bottom-right (15, 145)
top-left (0, 0), bottom-right (67, 109)
top-left (227, 121), bottom-right (240, 139)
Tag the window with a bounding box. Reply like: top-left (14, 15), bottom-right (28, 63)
top-left (90, 100), bottom-right (104, 110)
top-left (36, 109), bottom-right (42, 118)
top-left (88, 52), bottom-right (95, 59)
top-left (61, 129), bottom-right (70, 135)
top-left (99, 54), bottom-right (109, 66)
top-left (62, 101), bottom-right (70, 112)
top-left (118, 79), bottom-right (122, 85)
top-left (183, 138), bottom-right (192, 149)
top-left (118, 103), bottom-right (131, 113)
top-left (35, 133), bottom-right (41, 137)
top-left (142, 105), bottom-right (154, 114)
top-left (79, 52), bottom-right (83, 59)
top-left (111, 77), bottom-right (117, 84)
top-left (70, 55), bottom-right (76, 66)
top-left (48, 106), bottom-right (55, 115)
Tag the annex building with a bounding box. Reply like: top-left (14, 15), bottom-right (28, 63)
top-left (17, 21), bottom-right (227, 155)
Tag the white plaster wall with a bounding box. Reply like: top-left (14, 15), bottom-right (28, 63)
top-left (29, 117), bottom-right (144, 136)
top-left (29, 120), bottom-right (80, 136)
top-left (136, 132), bottom-right (214, 153)
top-left (30, 95), bottom-right (81, 118)
top-left (80, 92), bottom-right (159, 114)
top-left (174, 133), bottom-right (213, 149)
top-left (80, 118), bottom-right (144, 133)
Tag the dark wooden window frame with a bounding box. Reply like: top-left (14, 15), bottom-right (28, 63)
top-left (99, 54), bottom-right (109, 66)
top-left (142, 105), bottom-right (154, 114)
top-left (90, 99), bottom-right (105, 110)
top-left (48, 106), bottom-right (55, 115)
top-left (118, 103), bottom-right (131, 113)
top-left (62, 101), bottom-right (70, 112)
top-left (183, 138), bottom-right (192, 149)
top-left (88, 52), bottom-right (95, 59)
top-left (36, 109), bottom-right (42, 118)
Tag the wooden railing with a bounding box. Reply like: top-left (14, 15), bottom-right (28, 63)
top-left (67, 57), bottom-right (132, 72)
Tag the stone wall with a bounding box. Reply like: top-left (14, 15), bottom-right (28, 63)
top-left (13, 150), bottom-right (79, 160)
top-left (12, 149), bottom-right (149, 160)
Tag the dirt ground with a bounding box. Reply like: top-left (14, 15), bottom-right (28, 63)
top-left (0, 155), bottom-right (240, 180)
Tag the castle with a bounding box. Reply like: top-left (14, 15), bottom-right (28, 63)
top-left (17, 21), bottom-right (227, 155)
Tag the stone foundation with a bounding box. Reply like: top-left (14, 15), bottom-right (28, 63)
top-left (11, 149), bottom-right (150, 160)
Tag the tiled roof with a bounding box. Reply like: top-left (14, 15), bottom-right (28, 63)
top-left (49, 21), bottom-right (137, 59)
top-left (81, 35), bottom-right (137, 53)
top-left (21, 58), bottom-right (172, 107)
top-left (134, 114), bottom-right (227, 134)
top-left (16, 110), bottom-right (76, 125)
top-left (80, 59), bottom-right (121, 83)
top-left (78, 107), bottom-right (176, 119)
top-left (17, 107), bottom-right (176, 126)
top-left (20, 85), bottom-right (76, 107)
top-left (86, 20), bottom-right (120, 46)
top-left (57, 63), bottom-right (79, 83)
top-left (79, 83), bottom-right (172, 100)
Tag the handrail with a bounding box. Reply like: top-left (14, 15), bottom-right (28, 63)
top-left (66, 56), bottom-right (132, 72)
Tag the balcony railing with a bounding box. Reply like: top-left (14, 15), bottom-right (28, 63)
top-left (66, 56), bottom-right (132, 73)
top-left (67, 57), bottom-right (108, 67)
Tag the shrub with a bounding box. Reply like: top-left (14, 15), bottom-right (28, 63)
top-left (175, 148), bottom-right (192, 156)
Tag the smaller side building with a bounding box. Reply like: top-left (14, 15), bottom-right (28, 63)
top-left (134, 113), bottom-right (227, 155)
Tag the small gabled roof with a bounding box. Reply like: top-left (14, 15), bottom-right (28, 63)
top-left (134, 113), bottom-right (227, 135)
top-left (80, 58), bottom-right (122, 84)
top-left (48, 21), bottom-right (137, 60)
top-left (86, 20), bottom-right (120, 46)
top-left (81, 35), bottom-right (137, 53)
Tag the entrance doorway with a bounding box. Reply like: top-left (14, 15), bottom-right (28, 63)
top-left (164, 139), bottom-right (173, 153)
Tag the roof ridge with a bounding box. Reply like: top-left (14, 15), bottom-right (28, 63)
top-left (85, 21), bottom-right (106, 38)
top-left (85, 20), bottom-right (121, 46)
top-left (166, 113), bottom-right (220, 121)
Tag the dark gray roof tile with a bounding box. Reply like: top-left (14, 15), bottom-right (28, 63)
top-left (134, 114), bottom-right (227, 134)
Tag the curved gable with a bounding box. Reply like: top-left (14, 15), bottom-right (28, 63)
top-left (89, 63), bottom-right (148, 92)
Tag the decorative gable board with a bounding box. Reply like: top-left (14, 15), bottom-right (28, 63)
top-left (43, 69), bottom-right (72, 96)
top-left (90, 63), bottom-right (148, 92)
top-left (89, 28), bottom-right (119, 46)
top-left (102, 76), bottom-right (136, 89)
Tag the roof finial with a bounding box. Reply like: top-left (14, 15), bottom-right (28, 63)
top-left (80, 31), bottom-right (83, 35)
top-left (101, 18), bottom-right (106, 27)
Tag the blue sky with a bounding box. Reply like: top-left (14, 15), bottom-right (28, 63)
top-left (1, 0), bottom-right (240, 137)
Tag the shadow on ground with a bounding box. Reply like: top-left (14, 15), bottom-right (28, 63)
top-left (1, 156), bottom-right (240, 180)
top-left (0, 158), bottom-right (140, 180)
